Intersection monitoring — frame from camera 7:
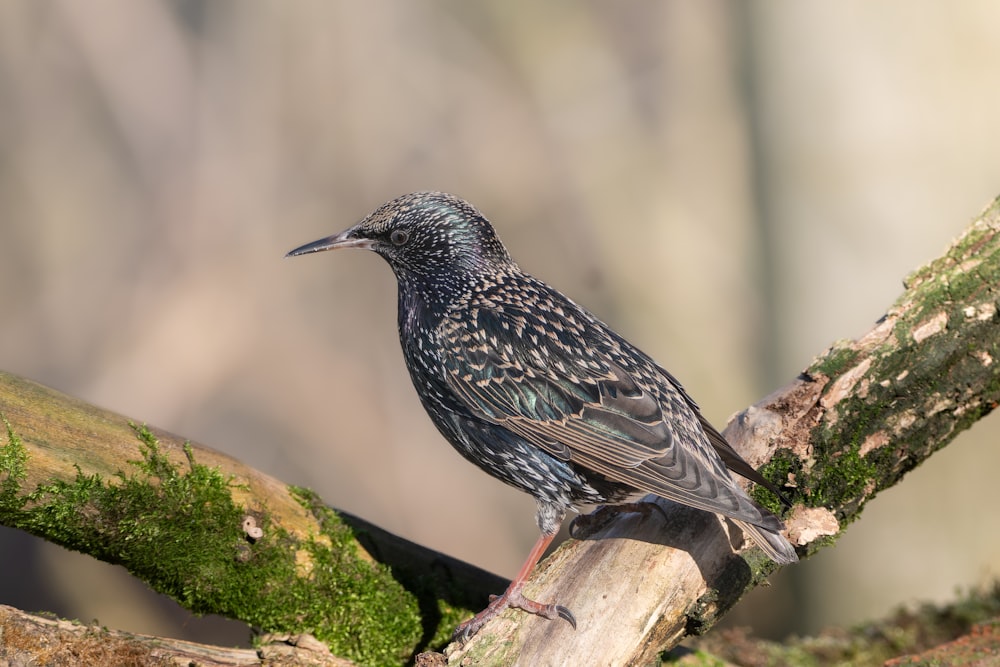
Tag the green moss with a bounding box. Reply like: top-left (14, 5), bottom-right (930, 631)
top-left (950, 208), bottom-right (1000, 261)
top-left (284, 487), bottom-right (432, 658)
top-left (808, 341), bottom-right (860, 379)
top-left (0, 422), bottom-right (424, 666)
top-left (0, 415), bottom-right (28, 524)
top-left (741, 547), bottom-right (780, 588)
top-left (0, 417), bottom-right (28, 513)
top-left (686, 589), bottom-right (721, 636)
top-left (433, 601), bottom-right (468, 646)
top-left (809, 432), bottom-right (877, 512)
top-left (802, 399), bottom-right (878, 512)
top-left (752, 453), bottom-right (802, 515)
top-left (788, 369), bottom-right (880, 515)
top-left (901, 220), bottom-right (999, 327)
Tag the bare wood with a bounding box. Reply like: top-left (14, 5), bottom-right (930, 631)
top-left (443, 196), bottom-right (1000, 665)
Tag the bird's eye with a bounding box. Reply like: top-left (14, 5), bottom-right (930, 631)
top-left (389, 229), bottom-right (410, 246)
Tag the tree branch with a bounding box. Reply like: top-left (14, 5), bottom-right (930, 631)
top-left (2, 196), bottom-right (998, 666)
top-left (675, 583), bottom-right (1000, 666)
top-left (0, 603), bottom-right (355, 667)
top-left (0, 373), bottom-right (504, 666)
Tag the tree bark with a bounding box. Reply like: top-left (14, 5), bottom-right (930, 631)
top-left (2, 196), bottom-right (999, 666)
top-left (0, 603), bottom-right (355, 667)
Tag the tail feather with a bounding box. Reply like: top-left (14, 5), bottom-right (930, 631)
top-left (734, 519), bottom-right (798, 565)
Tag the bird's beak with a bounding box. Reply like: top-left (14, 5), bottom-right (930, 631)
top-left (285, 228), bottom-right (375, 257)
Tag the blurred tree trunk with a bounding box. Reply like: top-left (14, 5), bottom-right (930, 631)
top-left (1, 196), bottom-right (998, 666)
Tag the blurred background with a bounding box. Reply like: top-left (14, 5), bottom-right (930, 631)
top-left (1, 0), bottom-right (999, 648)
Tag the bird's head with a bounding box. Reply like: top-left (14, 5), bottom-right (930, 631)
top-left (286, 192), bottom-right (515, 287)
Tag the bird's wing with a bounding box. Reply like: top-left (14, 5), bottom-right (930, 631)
top-left (654, 362), bottom-right (791, 506)
top-left (440, 303), bottom-right (781, 528)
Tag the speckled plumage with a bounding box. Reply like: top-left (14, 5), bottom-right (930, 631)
top-left (287, 192), bottom-right (797, 639)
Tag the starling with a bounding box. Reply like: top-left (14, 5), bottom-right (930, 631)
top-left (287, 192), bottom-right (797, 640)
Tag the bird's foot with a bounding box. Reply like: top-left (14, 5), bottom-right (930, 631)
top-left (452, 585), bottom-right (576, 643)
top-left (570, 500), bottom-right (670, 538)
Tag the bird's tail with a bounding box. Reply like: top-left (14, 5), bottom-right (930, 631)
top-left (734, 519), bottom-right (799, 565)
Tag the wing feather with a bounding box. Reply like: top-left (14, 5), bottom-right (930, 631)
top-left (440, 297), bottom-right (781, 528)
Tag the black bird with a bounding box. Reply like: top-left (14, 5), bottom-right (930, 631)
top-left (287, 192), bottom-right (797, 640)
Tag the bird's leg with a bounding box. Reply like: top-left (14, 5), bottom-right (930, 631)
top-left (452, 529), bottom-right (575, 642)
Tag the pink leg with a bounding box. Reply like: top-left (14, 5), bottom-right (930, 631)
top-left (453, 530), bottom-right (576, 641)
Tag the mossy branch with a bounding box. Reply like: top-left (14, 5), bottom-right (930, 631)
top-left (2, 195), bottom-right (999, 666)
top-left (0, 375), bottom-right (504, 667)
top-left (677, 584), bottom-right (1000, 666)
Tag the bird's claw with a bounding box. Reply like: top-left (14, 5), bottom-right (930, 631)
top-left (452, 588), bottom-right (577, 643)
top-left (451, 619), bottom-right (479, 644)
top-left (555, 604), bottom-right (577, 630)
top-left (513, 597), bottom-right (576, 630)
